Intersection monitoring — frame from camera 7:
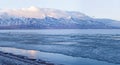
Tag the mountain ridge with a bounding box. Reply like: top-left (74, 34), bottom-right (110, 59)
top-left (0, 6), bottom-right (120, 29)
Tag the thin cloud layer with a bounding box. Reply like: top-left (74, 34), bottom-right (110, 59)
top-left (0, 6), bottom-right (86, 19)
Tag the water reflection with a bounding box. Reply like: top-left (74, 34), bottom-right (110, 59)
top-left (0, 47), bottom-right (37, 59)
top-left (27, 50), bottom-right (37, 59)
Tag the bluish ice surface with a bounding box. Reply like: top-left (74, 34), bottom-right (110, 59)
top-left (0, 29), bottom-right (120, 65)
top-left (0, 47), bottom-right (119, 65)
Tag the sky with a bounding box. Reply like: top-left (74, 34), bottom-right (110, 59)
top-left (0, 0), bottom-right (120, 20)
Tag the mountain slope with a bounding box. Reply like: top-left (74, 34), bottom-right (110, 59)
top-left (0, 6), bottom-right (120, 29)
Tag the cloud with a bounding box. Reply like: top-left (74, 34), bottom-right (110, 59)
top-left (0, 6), bottom-right (86, 19)
top-left (0, 6), bottom-right (46, 18)
top-left (21, 6), bottom-right (40, 12)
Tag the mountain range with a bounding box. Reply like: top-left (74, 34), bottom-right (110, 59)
top-left (0, 6), bottom-right (120, 29)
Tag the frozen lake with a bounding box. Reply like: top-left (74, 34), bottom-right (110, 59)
top-left (0, 29), bottom-right (120, 65)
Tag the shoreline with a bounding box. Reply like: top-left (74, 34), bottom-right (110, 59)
top-left (0, 51), bottom-right (56, 65)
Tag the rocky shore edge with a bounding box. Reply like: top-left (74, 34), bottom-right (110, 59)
top-left (0, 51), bottom-right (60, 65)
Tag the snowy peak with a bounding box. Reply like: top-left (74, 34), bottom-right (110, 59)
top-left (0, 6), bottom-right (90, 19)
top-left (0, 6), bottom-right (120, 29)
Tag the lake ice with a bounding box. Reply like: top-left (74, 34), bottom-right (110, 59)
top-left (0, 29), bottom-right (120, 65)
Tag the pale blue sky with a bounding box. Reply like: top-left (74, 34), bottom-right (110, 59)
top-left (0, 0), bottom-right (120, 20)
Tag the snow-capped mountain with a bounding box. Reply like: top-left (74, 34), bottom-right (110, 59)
top-left (0, 6), bottom-right (120, 29)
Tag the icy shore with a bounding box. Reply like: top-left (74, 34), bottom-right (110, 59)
top-left (0, 51), bottom-right (55, 65)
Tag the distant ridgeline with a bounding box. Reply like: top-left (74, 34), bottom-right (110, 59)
top-left (0, 7), bottom-right (120, 29)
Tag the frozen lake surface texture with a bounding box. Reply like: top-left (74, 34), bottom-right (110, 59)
top-left (0, 29), bottom-right (120, 65)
